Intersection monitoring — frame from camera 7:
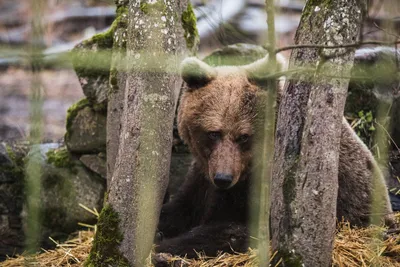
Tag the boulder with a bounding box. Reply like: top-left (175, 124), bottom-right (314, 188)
top-left (0, 143), bottom-right (13, 182)
top-left (0, 143), bottom-right (106, 260)
top-left (71, 4), bottom-right (128, 107)
top-left (65, 99), bottom-right (107, 153)
top-left (80, 153), bottom-right (107, 179)
top-left (0, 143), bottom-right (25, 260)
top-left (72, 31), bottom-right (113, 106)
top-left (40, 162), bottom-right (105, 242)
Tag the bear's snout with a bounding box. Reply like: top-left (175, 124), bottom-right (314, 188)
top-left (214, 173), bottom-right (233, 189)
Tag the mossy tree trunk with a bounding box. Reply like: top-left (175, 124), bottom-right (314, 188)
top-left (87, 0), bottom-right (195, 266)
top-left (270, 0), bottom-right (365, 266)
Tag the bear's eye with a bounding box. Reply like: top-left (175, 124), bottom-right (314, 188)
top-left (208, 131), bottom-right (222, 141)
top-left (237, 134), bottom-right (250, 144)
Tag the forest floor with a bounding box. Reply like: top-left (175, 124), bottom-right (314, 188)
top-left (2, 213), bottom-right (400, 267)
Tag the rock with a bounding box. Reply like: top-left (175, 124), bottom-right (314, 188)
top-left (80, 153), bottom-right (107, 179)
top-left (78, 74), bottom-right (109, 106)
top-left (65, 99), bottom-right (107, 153)
top-left (72, 31), bottom-right (113, 106)
top-left (0, 142), bottom-right (106, 260)
top-left (0, 143), bottom-right (12, 164)
top-left (389, 192), bottom-right (400, 211)
top-left (42, 145), bottom-right (106, 237)
top-left (0, 124), bottom-right (23, 142)
top-left (39, 162), bottom-right (105, 243)
top-left (46, 146), bottom-right (74, 169)
top-left (71, 5), bottom-right (129, 107)
top-left (0, 143), bottom-right (13, 182)
top-left (40, 144), bottom-right (106, 246)
top-left (0, 143), bottom-right (26, 260)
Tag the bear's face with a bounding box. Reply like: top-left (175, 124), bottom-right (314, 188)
top-left (178, 57), bottom-right (277, 189)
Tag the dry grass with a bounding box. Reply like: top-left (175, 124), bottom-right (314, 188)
top-left (332, 221), bottom-right (400, 267)
top-left (2, 213), bottom-right (400, 267)
top-left (2, 230), bottom-right (93, 267)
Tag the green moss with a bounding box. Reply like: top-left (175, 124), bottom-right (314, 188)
top-left (140, 1), bottom-right (166, 15)
top-left (301, 0), bottom-right (332, 18)
top-left (65, 98), bottom-right (90, 136)
top-left (83, 6), bottom-right (128, 49)
top-left (64, 98), bottom-right (107, 146)
top-left (93, 102), bottom-right (107, 113)
top-left (46, 147), bottom-right (74, 169)
top-left (74, 6), bottom-right (128, 80)
top-left (114, 6), bottom-right (128, 34)
top-left (140, 2), bottom-right (150, 14)
top-left (89, 32), bottom-right (113, 49)
top-left (181, 3), bottom-right (199, 51)
top-left (107, 5), bottom-right (129, 94)
top-left (109, 67), bottom-right (119, 94)
top-left (298, 0), bottom-right (333, 37)
top-left (116, 6), bottom-right (128, 20)
top-left (84, 22), bottom-right (114, 49)
top-left (1, 145), bottom-right (24, 181)
top-left (114, 0), bottom-right (128, 8)
top-left (85, 204), bottom-right (129, 267)
top-left (5, 145), bottom-right (17, 164)
top-left (277, 249), bottom-right (304, 267)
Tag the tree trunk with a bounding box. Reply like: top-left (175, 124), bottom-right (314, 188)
top-left (87, 0), bottom-right (194, 266)
top-left (271, 1), bottom-right (365, 266)
top-left (106, 1), bottom-right (128, 187)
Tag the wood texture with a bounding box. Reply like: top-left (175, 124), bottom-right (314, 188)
top-left (271, 0), bottom-right (366, 266)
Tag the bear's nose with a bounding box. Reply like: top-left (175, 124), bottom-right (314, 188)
top-left (214, 173), bottom-right (233, 189)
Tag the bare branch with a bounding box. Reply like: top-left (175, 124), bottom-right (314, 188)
top-left (272, 40), bottom-right (400, 54)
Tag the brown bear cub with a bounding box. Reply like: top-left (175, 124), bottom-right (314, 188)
top-left (155, 53), bottom-right (394, 258)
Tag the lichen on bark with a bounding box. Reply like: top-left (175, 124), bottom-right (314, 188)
top-left (140, 1), bottom-right (166, 15)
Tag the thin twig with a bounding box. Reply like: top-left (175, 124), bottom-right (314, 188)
top-left (374, 120), bottom-right (400, 153)
top-left (272, 40), bottom-right (400, 54)
top-left (373, 22), bottom-right (400, 39)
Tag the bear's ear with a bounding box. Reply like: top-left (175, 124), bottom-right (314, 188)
top-left (243, 53), bottom-right (287, 82)
top-left (180, 57), bottom-right (216, 90)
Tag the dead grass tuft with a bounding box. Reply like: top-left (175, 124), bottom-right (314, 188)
top-left (2, 213), bottom-right (400, 266)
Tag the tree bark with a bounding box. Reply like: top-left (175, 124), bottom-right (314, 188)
top-left (106, 1), bottom-right (128, 187)
top-left (87, 0), bottom-right (191, 266)
top-left (254, 0), bottom-right (277, 266)
top-left (271, 0), bottom-right (366, 266)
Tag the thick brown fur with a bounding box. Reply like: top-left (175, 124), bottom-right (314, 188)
top-left (155, 54), bottom-right (394, 260)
